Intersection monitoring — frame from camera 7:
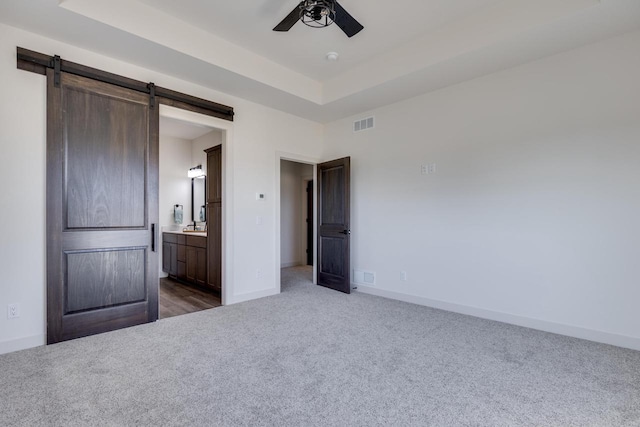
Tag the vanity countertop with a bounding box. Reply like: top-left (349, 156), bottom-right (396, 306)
top-left (163, 230), bottom-right (207, 237)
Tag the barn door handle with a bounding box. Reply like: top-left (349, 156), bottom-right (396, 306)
top-left (339, 229), bottom-right (351, 235)
top-left (151, 223), bottom-right (157, 252)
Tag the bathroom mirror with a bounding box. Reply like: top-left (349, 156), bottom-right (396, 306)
top-left (189, 164), bottom-right (207, 225)
top-left (192, 176), bottom-right (206, 223)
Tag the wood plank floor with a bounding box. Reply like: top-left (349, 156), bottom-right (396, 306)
top-left (159, 278), bottom-right (221, 319)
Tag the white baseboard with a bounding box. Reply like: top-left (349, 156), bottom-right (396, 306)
top-left (280, 261), bottom-right (302, 268)
top-left (229, 287), bottom-right (280, 305)
top-left (0, 334), bottom-right (45, 355)
top-left (356, 285), bottom-right (640, 351)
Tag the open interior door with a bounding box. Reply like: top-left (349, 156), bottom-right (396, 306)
top-left (317, 157), bottom-right (351, 293)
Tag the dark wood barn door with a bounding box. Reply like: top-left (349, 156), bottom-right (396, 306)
top-left (47, 70), bottom-right (159, 344)
top-left (317, 157), bottom-right (351, 293)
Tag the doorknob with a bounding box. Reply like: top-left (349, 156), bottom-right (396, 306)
top-left (339, 230), bottom-right (351, 235)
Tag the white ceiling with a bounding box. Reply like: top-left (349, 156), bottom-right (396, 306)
top-left (160, 116), bottom-right (216, 141)
top-left (1, 0), bottom-right (640, 122)
top-left (137, 0), bottom-right (501, 81)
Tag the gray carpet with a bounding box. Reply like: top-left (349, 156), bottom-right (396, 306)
top-left (1, 266), bottom-right (639, 426)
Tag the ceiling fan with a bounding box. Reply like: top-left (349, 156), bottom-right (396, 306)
top-left (273, 0), bottom-right (364, 38)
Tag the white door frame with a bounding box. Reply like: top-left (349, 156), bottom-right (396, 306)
top-left (275, 151), bottom-right (320, 292)
top-left (159, 104), bottom-right (234, 306)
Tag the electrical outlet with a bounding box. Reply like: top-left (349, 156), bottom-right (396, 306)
top-left (421, 164), bottom-right (437, 175)
top-left (401, 271), bottom-right (407, 281)
top-left (7, 303), bottom-right (20, 319)
top-left (256, 269), bottom-right (261, 279)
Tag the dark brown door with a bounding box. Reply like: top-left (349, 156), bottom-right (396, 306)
top-left (47, 70), bottom-right (159, 344)
top-left (205, 145), bottom-right (222, 291)
top-left (306, 180), bottom-right (314, 266)
top-left (317, 157), bottom-right (351, 293)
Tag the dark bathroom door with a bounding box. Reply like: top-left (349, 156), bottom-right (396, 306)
top-left (46, 70), bottom-right (159, 344)
top-left (317, 157), bottom-right (351, 293)
top-left (306, 180), bottom-right (314, 266)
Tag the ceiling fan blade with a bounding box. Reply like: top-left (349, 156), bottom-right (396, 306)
top-left (333, 2), bottom-right (364, 38)
top-left (273, 4), bottom-right (301, 32)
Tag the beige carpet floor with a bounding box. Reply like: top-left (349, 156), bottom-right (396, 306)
top-left (1, 266), bottom-right (639, 426)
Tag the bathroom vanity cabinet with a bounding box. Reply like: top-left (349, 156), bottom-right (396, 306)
top-left (163, 232), bottom-right (208, 289)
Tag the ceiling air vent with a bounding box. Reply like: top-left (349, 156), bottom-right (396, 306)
top-left (353, 116), bottom-right (374, 132)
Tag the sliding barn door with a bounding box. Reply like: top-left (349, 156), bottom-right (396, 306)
top-left (47, 70), bottom-right (159, 344)
top-left (317, 157), bottom-right (351, 293)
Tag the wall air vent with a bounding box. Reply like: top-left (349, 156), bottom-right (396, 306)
top-left (353, 116), bottom-right (374, 132)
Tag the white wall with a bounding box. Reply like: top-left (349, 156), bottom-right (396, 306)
top-left (159, 135), bottom-right (192, 230)
top-left (323, 30), bottom-right (640, 350)
top-left (0, 29), bottom-right (46, 354)
top-left (2, 21), bottom-right (639, 353)
top-left (191, 129), bottom-right (222, 173)
top-left (158, 135), bottom-right (192, 278)
top-left (280, 160), bottom-right (313, 267)
top-left (0, 23), bottom-right (323, 353)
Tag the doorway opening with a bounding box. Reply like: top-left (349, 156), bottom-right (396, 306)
top-left (158, 113), bottom-right (223, 319)
top-left (31, 47), bottom-right (235, 343)
top-left (279, 159), bottom-right (315, 292)
top-left (276, 155), bottom-right (352, 296)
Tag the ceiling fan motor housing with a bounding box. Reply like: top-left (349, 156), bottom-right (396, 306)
top-left (273, 0), bottom-right (363, 38)
top-left (300, 0), bottom-right (336, 27)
